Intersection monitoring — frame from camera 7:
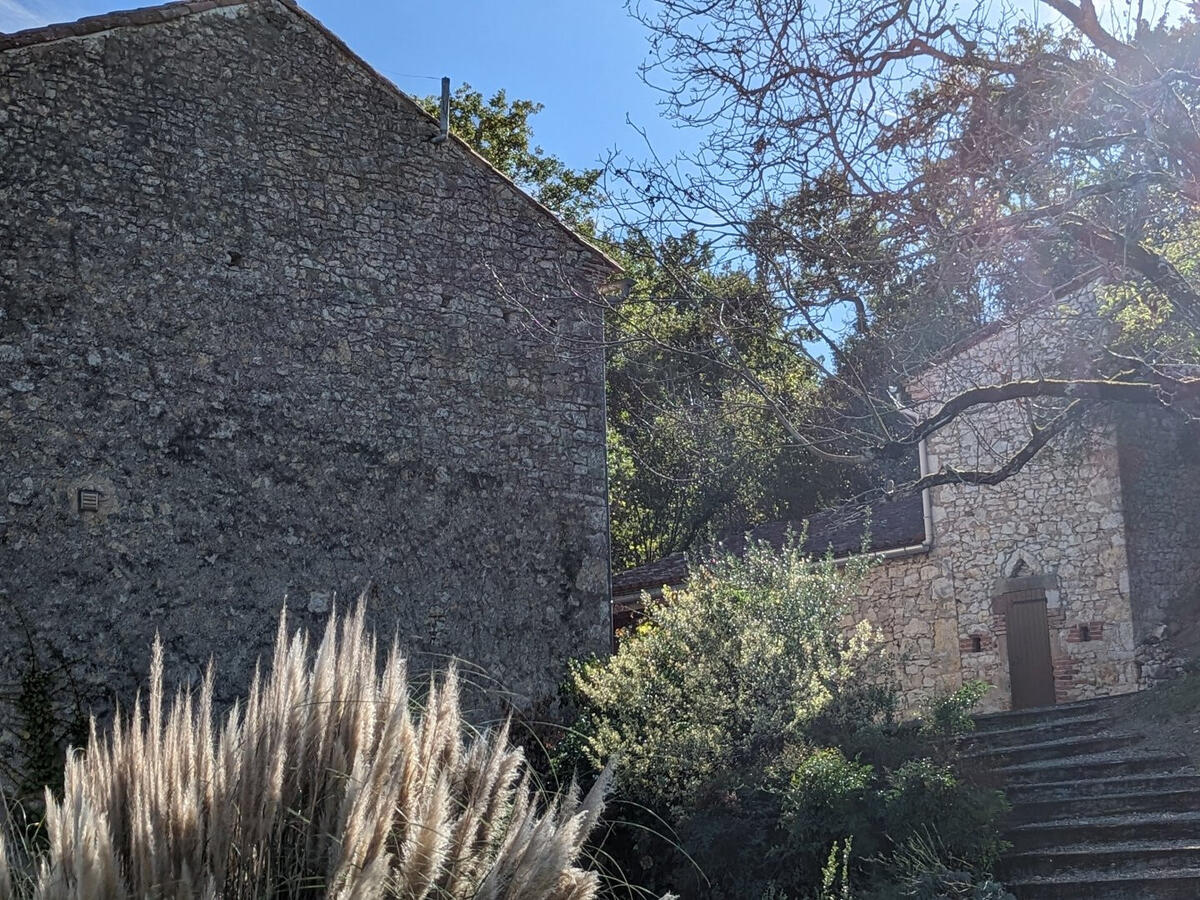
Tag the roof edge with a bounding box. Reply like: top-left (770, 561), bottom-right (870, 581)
top-left (0, 0), bottom-right (247, 51)
top-left (611, 492), bottom-right (928, 598)
top-left (272, 1), bottom-right (623, 274)
top-left (1, 0), bottom-right (622, 275)
top-left (904, 292), bottom-right (1065, 386)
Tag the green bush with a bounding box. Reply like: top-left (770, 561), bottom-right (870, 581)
top-left (567, 540), bottom-right (1009, 898)
top-left (882, 760), bottom-right (1009, 874)
top-left (872, 830), bottom-right (1015, 900)
top-left (921, 681), bottom-right (991, 738)
top-left (780, 749), bottom-right (874, 865)
top-left (571, 538), bottom-right (881, 812)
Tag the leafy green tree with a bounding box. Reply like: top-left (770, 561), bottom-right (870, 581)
top-left (420, 83), bottom-right (601, 228)
top-left (611, 1), bottom-right (1200, 495)
top-left (605, 231), bottom-right (871, 568)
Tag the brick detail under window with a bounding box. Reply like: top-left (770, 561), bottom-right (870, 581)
top-left (1066, 621), bottom-right (1104, 642)
top-left (960, 633), bottom-right (994, 653)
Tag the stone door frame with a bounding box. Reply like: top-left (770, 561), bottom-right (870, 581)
top-left (990, 572), bottom-right (1071, 708)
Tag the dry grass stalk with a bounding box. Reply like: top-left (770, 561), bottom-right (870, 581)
top-left (0, 605), bottom-right (610, 899)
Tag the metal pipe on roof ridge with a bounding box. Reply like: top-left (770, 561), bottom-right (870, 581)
top-left (431, 76), bottom-right (450, 145)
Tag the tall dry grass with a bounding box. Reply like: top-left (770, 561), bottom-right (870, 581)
top-left (0, 605), bottom-right (611, 899)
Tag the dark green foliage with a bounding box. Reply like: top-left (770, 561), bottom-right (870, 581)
top-left (778, 749), bottom-right (875, 877)
top-left (604, 230), bottom-right (858, 569)
top-left (870, 830), bottom-right (1016, 900)
top-left (0, 614), bottom-right (89, 802)
top-left (419, 83), bottom-right (601, 228)
top-left (922, 681), bottom-right (991, 739)
top-left (585, 707), bottom-right (1008, 898)
top-left (881, 760), bottom-right (1009, 875)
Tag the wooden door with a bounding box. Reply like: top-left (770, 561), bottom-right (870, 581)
top-left (1006, 599), bottom-right (1055, 709)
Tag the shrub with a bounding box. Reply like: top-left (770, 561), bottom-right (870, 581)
top-left (571, 538), bottom-right (882, 812)
top-left (779, 748), bottom-right (873, 865)
top-left (566, 541), bottom-right (1009, 898)
top-left (0, 605), bottom-right (618, 899)
top-left (882, 760), bottom-right (1009, 874)
top-left (875, 830), bottom-right (1016, 900)
top-left (921, 681), bottom-right (991, 739)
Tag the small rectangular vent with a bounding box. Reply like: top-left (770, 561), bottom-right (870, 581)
top-left (78, 488), bottom-right (103, 512)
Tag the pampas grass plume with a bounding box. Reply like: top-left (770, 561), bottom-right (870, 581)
top-left (2, 604), bottom-right (614, 899)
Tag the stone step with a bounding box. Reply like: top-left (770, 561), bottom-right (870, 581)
top-left (1005, 868), bottom-right (1200, 900)
top-left (972, 696), bottom-right (1124, 734)
top-left (1008, 787), bottom-right (1200, 824)
top-left (977, 689), bottom-right (1200, 899)
top-left (998, 750), bottom-right (1192, 786)
top-left (960, 714), bottom-right (1110, 751)
top-left (1005, 772), bottom-right (1200, 803)
top-left (966, 732), bottom-right (1144, 767)
top-left (998, 839), bottom-right (1200, 881)
top-left (1006, 812), bottom-right (1200, 853)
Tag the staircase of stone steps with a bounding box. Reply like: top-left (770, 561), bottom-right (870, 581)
top-left (965, 696), bottom-right (1200, 899)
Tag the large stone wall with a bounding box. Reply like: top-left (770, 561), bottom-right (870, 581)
top-left (1116, 406), bottom-right (1200, 680)
top-left (0, 0), bottom-right (613, 719)
top-left (861, 301), bottom-right (1141, 712)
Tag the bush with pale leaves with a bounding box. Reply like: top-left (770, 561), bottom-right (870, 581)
top-left (0, 605), bottom-right (618, 899)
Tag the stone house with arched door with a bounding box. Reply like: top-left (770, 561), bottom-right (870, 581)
top-left (613, 298), bottom-right (1200, 712)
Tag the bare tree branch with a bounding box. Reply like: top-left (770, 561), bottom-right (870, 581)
top-left (908, 400), bottom-right (1086, 491)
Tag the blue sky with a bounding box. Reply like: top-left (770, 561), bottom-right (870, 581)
top-left (1, 0), bottom-right (1156, 183)
top-left (0, 0), bottom-right (692, 175)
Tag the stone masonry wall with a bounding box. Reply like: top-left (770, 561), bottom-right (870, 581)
top-left (874, 300), bottom-right (1140, 712)
top-left (1116, 406), bottom-right (1200, 680)
top-left (0, 1), bottom-right (614, 721)
top-left (844, 554), bottom-right (963, 710)
top-left (924, 419), bottom-right (1138, 711)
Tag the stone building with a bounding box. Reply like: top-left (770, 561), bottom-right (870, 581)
top-left (614, 299), bottom-right (1200, 711)
top-left (1, 0), bottom-right (618, 715)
